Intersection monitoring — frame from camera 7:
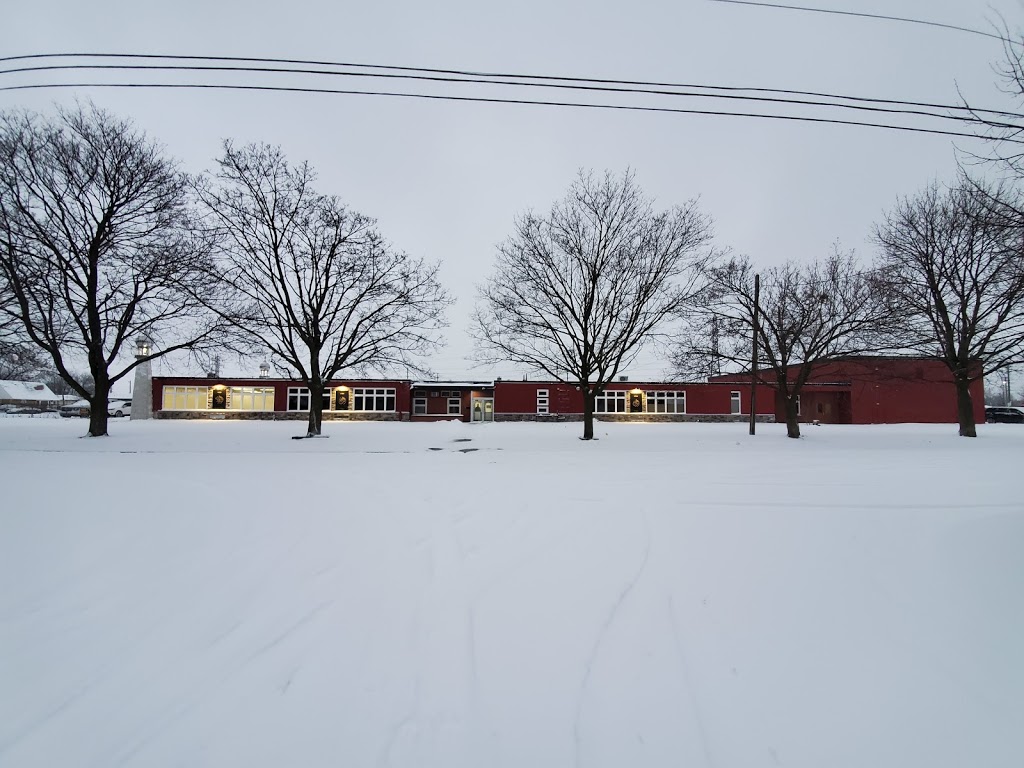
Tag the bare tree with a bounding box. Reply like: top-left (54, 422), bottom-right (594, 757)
top-left (41, 368), bottom-right (87, 400)
top-left (196, 142), bottom-right (451, 437)
top-left (473, 170), bottom-right (714, 440)
top-left (874, 178), bottom-right (1024, 437)
top-left (0, 308), bottom-right (46, 380)
top-left (675, 251), bottom-right (883, 439)
top-left (0, 346), bottom-right (45, 381)
top-left (0, 104), bottom-right (221, 436)
top-left (961, 17), bottom-right (1024, 176)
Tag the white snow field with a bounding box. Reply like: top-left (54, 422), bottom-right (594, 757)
top-left (1, 417), bottom-right (1021, 768)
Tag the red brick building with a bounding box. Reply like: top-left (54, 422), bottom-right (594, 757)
top-left (145, 356), bottom-right (981, 425)
top-left (710, 356), bottom-right (985, 425)
top-left (490, 379), bottom-right (773, 422)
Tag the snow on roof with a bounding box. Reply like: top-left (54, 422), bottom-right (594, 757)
top-left (411, 381), bottom-right (494, 388)
top-left (0, 380), bottom-right (59, 401)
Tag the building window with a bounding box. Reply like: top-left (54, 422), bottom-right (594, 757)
top-left (229, 387), bottom-right (275, 411)
top-left (353, 387), bottom-right (396, 412)
top-left (162, 385), bottom-right (210, 410)
top-left (287, 387), bottom-right (309, 411)
top-left (796, 395), bottom-right (801, 416)
top-left (536, 388), bottom-right (549, 414)
top-left (287, 387), bottom-right (330, 411)
top-left (594, 391), bottom-right (627, 413)
top-left (413, 397), bottom-right (427, 415)
top-left (447, 397), bottom-right (462, 415)
top-left (645, 391), bottom-right (685, 413)
top-left (730, 391), bottom-right (742, 415)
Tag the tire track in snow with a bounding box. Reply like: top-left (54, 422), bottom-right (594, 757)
top-left (574, 514), bottom-right (652, 768)
top-left (104, 598), bottom-right (336, 768)
top-left (667, 595), bottom-right (717, 768)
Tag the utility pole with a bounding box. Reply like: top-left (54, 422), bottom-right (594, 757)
top-left (749, 273), bottom-right (760, 436)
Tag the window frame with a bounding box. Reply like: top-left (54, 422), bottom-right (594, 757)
top-left (536, 388), bottom-right (549, 415)
top-left (162, 385), bottom-right (210, 411)
top-left (730, 390), bottom-right (742, 415)
top-left (645, 390), bottom-right (686, 414)
top-left (286, 387), bottom-right (331, 411)
top-left (228, 386), bottom-right (275, 411)
top-left (352, 387), bottom-right (397, 412)
top-left (594, 391), bottom-right (627, 413)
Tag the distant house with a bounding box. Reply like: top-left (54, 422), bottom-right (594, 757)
top-left (0, 380), bottom-right (61, 408)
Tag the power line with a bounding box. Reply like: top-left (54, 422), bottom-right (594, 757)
top-left (1, 61), bottom-right (1017, 130)
top-left (2, 80), bottom-right (1017, 143)
top-left (1, 52), bottom-right (1020, 120)
top-left (707, 0), bottom-right (1009, 42)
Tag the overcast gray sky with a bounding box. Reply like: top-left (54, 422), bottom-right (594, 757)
top-left (3, 0), bottom-right (1020, 382)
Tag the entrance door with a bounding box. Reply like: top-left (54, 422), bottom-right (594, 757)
top-left (471, 397), bottom-right (494, 422)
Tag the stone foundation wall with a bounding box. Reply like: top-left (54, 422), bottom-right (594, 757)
top-left (494, 413), bottom-right (775, 424)
top-left (597, 414), bottom-right (776, 424)
top-left (494, 413), bottom-right (582, 422)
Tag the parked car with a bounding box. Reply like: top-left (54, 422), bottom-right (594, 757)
top-left (108, 399), bottom-right (132, 417)
top-left (59, 398), bottom-right (133, 418)
top-left (985, 406), bottom-right (1024, 423)
top-left (59, 399), bottom-right (91, 418)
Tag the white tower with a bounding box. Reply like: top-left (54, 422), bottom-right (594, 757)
top-left (131, 337), bottom-right (153, 420)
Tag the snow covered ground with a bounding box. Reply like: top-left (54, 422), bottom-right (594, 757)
top-left (1, 418), bottom-right (1021, 768)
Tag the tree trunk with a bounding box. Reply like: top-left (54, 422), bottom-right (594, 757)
top-left (783, 392), bottom-right (801, 439)
top-left (955, 376), bottom-right (977, 437)
top-left (87, 380), bottom-right (110, 437)
top-left (307, 392), bottom-right (323, 437)
top-left (582, 389), bottom-right (596, 440)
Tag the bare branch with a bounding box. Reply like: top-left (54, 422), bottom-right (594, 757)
top-left (673, 249), bottom-right (885, 438)
top-left (472, 169), bottom-right (714, 439)
top-left (0, 102), bottom-right (222, 435)
top-left (193, 142), bottom-right (451, 436)
top-left (873, 175), bottom-right (1024, 436)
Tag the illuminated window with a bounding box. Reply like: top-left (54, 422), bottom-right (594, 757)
top-left (228, 387), bottom-right (275, 411)
top-left (162, 385), bottom-right (210, 410)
